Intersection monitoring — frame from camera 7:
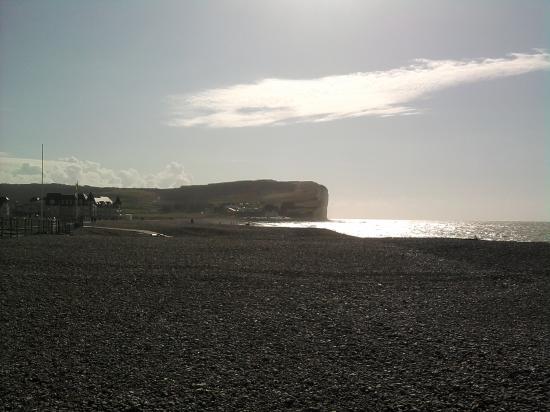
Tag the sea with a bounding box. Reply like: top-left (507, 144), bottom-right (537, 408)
top-left (255, 219), bottom-right (550, 242)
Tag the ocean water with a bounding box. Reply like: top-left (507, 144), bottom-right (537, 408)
top-left (255, 219), bottom-right (550, 242)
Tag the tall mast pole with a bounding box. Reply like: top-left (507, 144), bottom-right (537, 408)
top-left (40, 144), bottom-right (44, 223)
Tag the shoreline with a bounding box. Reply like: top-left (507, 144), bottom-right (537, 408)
top-left (79, 217), bottom-right (550, 243)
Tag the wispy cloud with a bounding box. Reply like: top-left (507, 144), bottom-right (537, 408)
top-left (0, 154), bottom-right (191, 188)
top-left (168, 51), bottom-right (550, 128)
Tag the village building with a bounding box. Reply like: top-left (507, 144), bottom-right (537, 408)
top-left (14, 196), bottom-right (41, 217)
top-left (44, 192), bottom-right (91, 221)
top-left (93, 195), bottom-right (120, 220)
top-left (0, 196), bottom-right (10, 218)
top-left (43, 192), bottom-right (121, 221)
top-left (2, 189), bottom-right (122, 222)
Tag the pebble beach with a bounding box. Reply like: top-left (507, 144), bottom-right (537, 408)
top-left (1, 224), bottom-right (549, 411)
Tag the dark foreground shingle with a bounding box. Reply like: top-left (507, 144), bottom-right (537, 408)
top-left (1, 228), bottom-right (549, 411)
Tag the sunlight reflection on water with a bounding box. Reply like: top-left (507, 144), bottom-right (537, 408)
top-left (256, 219), bottom-right (550, 242)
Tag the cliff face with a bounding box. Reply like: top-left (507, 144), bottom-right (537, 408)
top-left (158, 180), bottom-right (329, 220)
top-left (0, 180), bottom-right (329, 220)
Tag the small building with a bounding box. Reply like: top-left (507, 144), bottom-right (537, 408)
top-left (0, 196), bottom-right (10, 218)
top-left (14, 196), bottom-right (41, 217)
top-left (40, 192), bottom-right (121, 222)
top-left (44, 192), bottom-right (94, 222)
top-left (94, 196), bottom-right (112, 207)
top-left (93, 195), bottom-right (121, 220)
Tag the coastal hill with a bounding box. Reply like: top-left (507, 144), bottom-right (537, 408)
top-left (0, 180), bottom-right (329, 220)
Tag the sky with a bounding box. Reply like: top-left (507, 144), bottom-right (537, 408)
top-left (0, 0), bottom-right (548, 220)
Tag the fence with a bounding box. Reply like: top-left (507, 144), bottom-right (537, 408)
top-left (0, 217), bottom-right (74, 238)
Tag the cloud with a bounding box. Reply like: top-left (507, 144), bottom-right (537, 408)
top-left (0, 156), bottom-right (191, 188)
top-left (13, 162), bottom-right (42, 176)
top-left (167, 51), bottom-right (550, 128)
top-left (144, 161), bottom-right (191, 189)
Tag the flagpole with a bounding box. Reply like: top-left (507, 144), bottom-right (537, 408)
top-left (40, 144), bottom-right (44, 226)
top-left (75, 180), bottom-right (79, 223)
